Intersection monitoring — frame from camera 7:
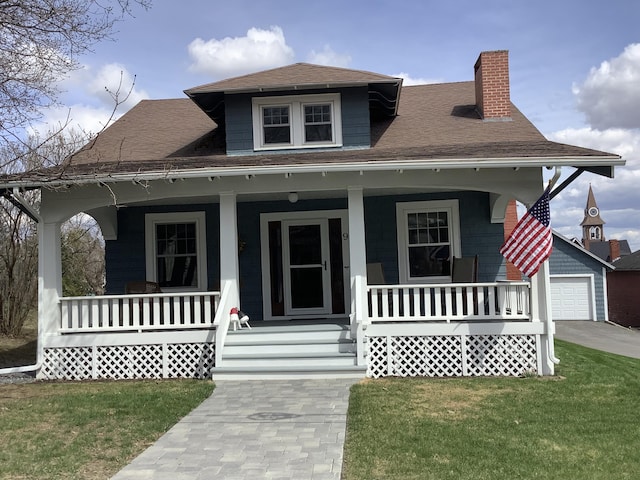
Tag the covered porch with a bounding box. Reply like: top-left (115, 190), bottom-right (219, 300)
top-left (30, 165), bottom-right (556, 380)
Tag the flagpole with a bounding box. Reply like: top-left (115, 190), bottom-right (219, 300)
top-left (544, 167), bottom-right (561, 368)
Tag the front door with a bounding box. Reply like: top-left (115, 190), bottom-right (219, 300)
top-left (282, 219), bottom-right (332, 315)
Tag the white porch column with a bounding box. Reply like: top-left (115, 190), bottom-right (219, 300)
top-left (530, 260), bottom-right (557, 375)
top-left (38, 221), bottom-right (62, 370)
top-left (219, 192), bottom-right (240, 307)
top-left (348, 186), bottom-right (367, 366)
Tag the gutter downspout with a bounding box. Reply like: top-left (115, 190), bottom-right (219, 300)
top-left (0, 188), bottom-right (43, 376)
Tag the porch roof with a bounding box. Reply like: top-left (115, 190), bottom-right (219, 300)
top-left (1, 81), bottom-right (622, 188)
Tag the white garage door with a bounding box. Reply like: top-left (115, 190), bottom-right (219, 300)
top-left (550, 276), bottom-right (594, 321)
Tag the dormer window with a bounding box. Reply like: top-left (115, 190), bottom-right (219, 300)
top-left (252, 93), bottom-right (342, 151)
top-left (304, 104), bottom-right (332, 142)
top-left (263, 106), bottom-right (291, 144)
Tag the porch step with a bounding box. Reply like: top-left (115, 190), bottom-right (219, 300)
top-left (211, 365), bottom-right (367, 381)
top-left (221, 352), bottom-right (357, 368)
top-left (216, 322), bottom-right (361, 379)
top-left (223, 338), bottom-right (356, 355)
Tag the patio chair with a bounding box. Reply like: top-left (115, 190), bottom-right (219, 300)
top-left (366, 263), bottom-right (386, 284)
top-left (125, 281), bottom-right (162, 294)
top-left (451, 256), bottom-right (479, 283)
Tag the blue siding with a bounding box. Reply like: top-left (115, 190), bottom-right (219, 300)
top-left (340, 87), bottom-right (370, 147)
top-left (225, 87), bottom-right (370, 155)
top-left (225, 95), bottom-right (253, 152)
top-left (549, 239), bottom-right (608, 321)
top-left (106, 192), bottom-right (505, 319)
top-left (364, 192), bottom-right (505, 283)
top-left (236, 198), bottom-right (348, 320)
top-left (105, 204), bottom-right (220, 294)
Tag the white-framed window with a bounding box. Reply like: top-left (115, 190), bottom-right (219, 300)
top-left (252, 93), bottom-right (342, 150)
top-left (145, 212), bottom-right (207, 291)
top-left (589, 226), bottom-right (601, 240)
top-left (396, 200), bottom-right (461, 283)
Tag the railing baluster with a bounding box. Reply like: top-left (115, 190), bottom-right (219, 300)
top-left (444, 286), bottom-right (453, 322)
top-left (402, 288), bottom-right (410, 318)
top-left (193, 296), bottom-right (202, 324)
top-left (381, 288), bottom-right (389, 320)
top-left (162, 296), bottom-right (171, 325)
top-left (455, 287), bottom-right (464, 319)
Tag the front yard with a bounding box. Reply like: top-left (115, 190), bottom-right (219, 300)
top-left (343, 339), bottom-right (640, 480)
top-left (1, 327), bottom-right (638, 479)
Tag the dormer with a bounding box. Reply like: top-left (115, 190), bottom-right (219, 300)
top-left (184, 63), bottom-right (402, 155)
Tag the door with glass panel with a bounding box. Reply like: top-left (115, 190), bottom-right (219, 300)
top-left (282, 219), bottom-right (332, 315)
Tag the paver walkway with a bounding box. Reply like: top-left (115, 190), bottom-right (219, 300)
top-left (111, 378), bottom-right (360, 480)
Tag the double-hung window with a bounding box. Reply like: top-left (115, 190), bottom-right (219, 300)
top-left (145, 212), bottom-right (207, 291)
top-left (396, 200), bottom-right (461, 283)
top-left (252, 93), bottom-right (342, 150)
top-left (304, 104), bottom-right (332, 142)
top-left (263, 106), bottom-right (291, 144)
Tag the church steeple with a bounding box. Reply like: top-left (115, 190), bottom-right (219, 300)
top-left (581, 185), bottom-right (605, 250)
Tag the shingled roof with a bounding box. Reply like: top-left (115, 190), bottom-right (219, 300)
top-left (0, 70), bottom-right (623, 187)
top-left (184, 63), bottom-right (400, 95)
top-left (185, 63), bottom-right (403, 122)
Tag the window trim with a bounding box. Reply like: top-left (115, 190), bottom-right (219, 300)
top-left (144, 212), bottom-right (208, 292)
top-left (396, 200), bottom-right (461, 284)
top-left (252, 93), bottom-right (342, 151)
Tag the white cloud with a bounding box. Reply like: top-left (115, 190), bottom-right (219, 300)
top-left (547, 127), bottom-right (640, 252)
top-left (573, 43), bottom-right (640, 130)
top-left (30, 63), bottom-right (149, 138)
top-left (306, 45), bottom-right (351, 67)
top-left (393, 72), bottom-right (442, 86)
top-left (187, 26), bottom-right (295, 79)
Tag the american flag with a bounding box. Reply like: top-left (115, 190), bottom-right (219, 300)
top-left (500, 188), bottom-right (553, 277)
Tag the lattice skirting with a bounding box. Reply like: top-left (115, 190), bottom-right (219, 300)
top-left (41, 343), bottom-right (215, 380)
top-left (366, 334), bottom-right (538, 378)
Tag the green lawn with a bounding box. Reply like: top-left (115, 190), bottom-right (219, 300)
top-left (1, 340), bottom-right (637, 479)
top-left (0, 379), bottom-right (214, 479)
top-left (343, 340), bottom-right (640, 480)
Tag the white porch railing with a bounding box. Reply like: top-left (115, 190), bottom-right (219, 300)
top-left (367, 282), bottom-right (530, 322)
top-left (59, 291), bottom-right (220, 333)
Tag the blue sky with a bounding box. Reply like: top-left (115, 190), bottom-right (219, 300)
top-left (42, 0), bottom-right (640, 251)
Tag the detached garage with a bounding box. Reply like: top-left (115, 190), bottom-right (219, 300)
top-left (548, 232), bottom-right (613, 322)
top-left (550, 275), bottom-right (595, 321)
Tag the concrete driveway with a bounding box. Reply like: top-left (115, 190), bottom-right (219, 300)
top-left (554, 321), bottom-right (640, 359)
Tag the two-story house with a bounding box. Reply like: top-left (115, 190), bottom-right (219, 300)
top-left (0, 50), bottom-right (624, 380)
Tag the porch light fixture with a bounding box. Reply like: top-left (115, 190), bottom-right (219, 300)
top-left (288, 192), bottom-right (299, 203)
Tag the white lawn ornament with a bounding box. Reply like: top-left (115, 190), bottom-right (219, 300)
top-left (229, 307), bottom-right (251, 330)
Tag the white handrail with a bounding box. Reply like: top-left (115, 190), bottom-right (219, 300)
top-left (59, 291), bottom-right (220, 333)
top-left (213, 281), bottom-right (234, 367)
top-left (367, 282), bottom-right (530, 322)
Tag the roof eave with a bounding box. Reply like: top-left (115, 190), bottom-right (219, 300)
top-left (2, 154), bottom-right (624, 190)
top-left (184, 79), bottom-right (401, 96)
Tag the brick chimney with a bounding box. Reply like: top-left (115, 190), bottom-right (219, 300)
top-left (504, 199), bottom-right (522, 280)
top-left (609, 239), bottom-right (621, 262)
top-left (474, 50), bottom-right (511, 120)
